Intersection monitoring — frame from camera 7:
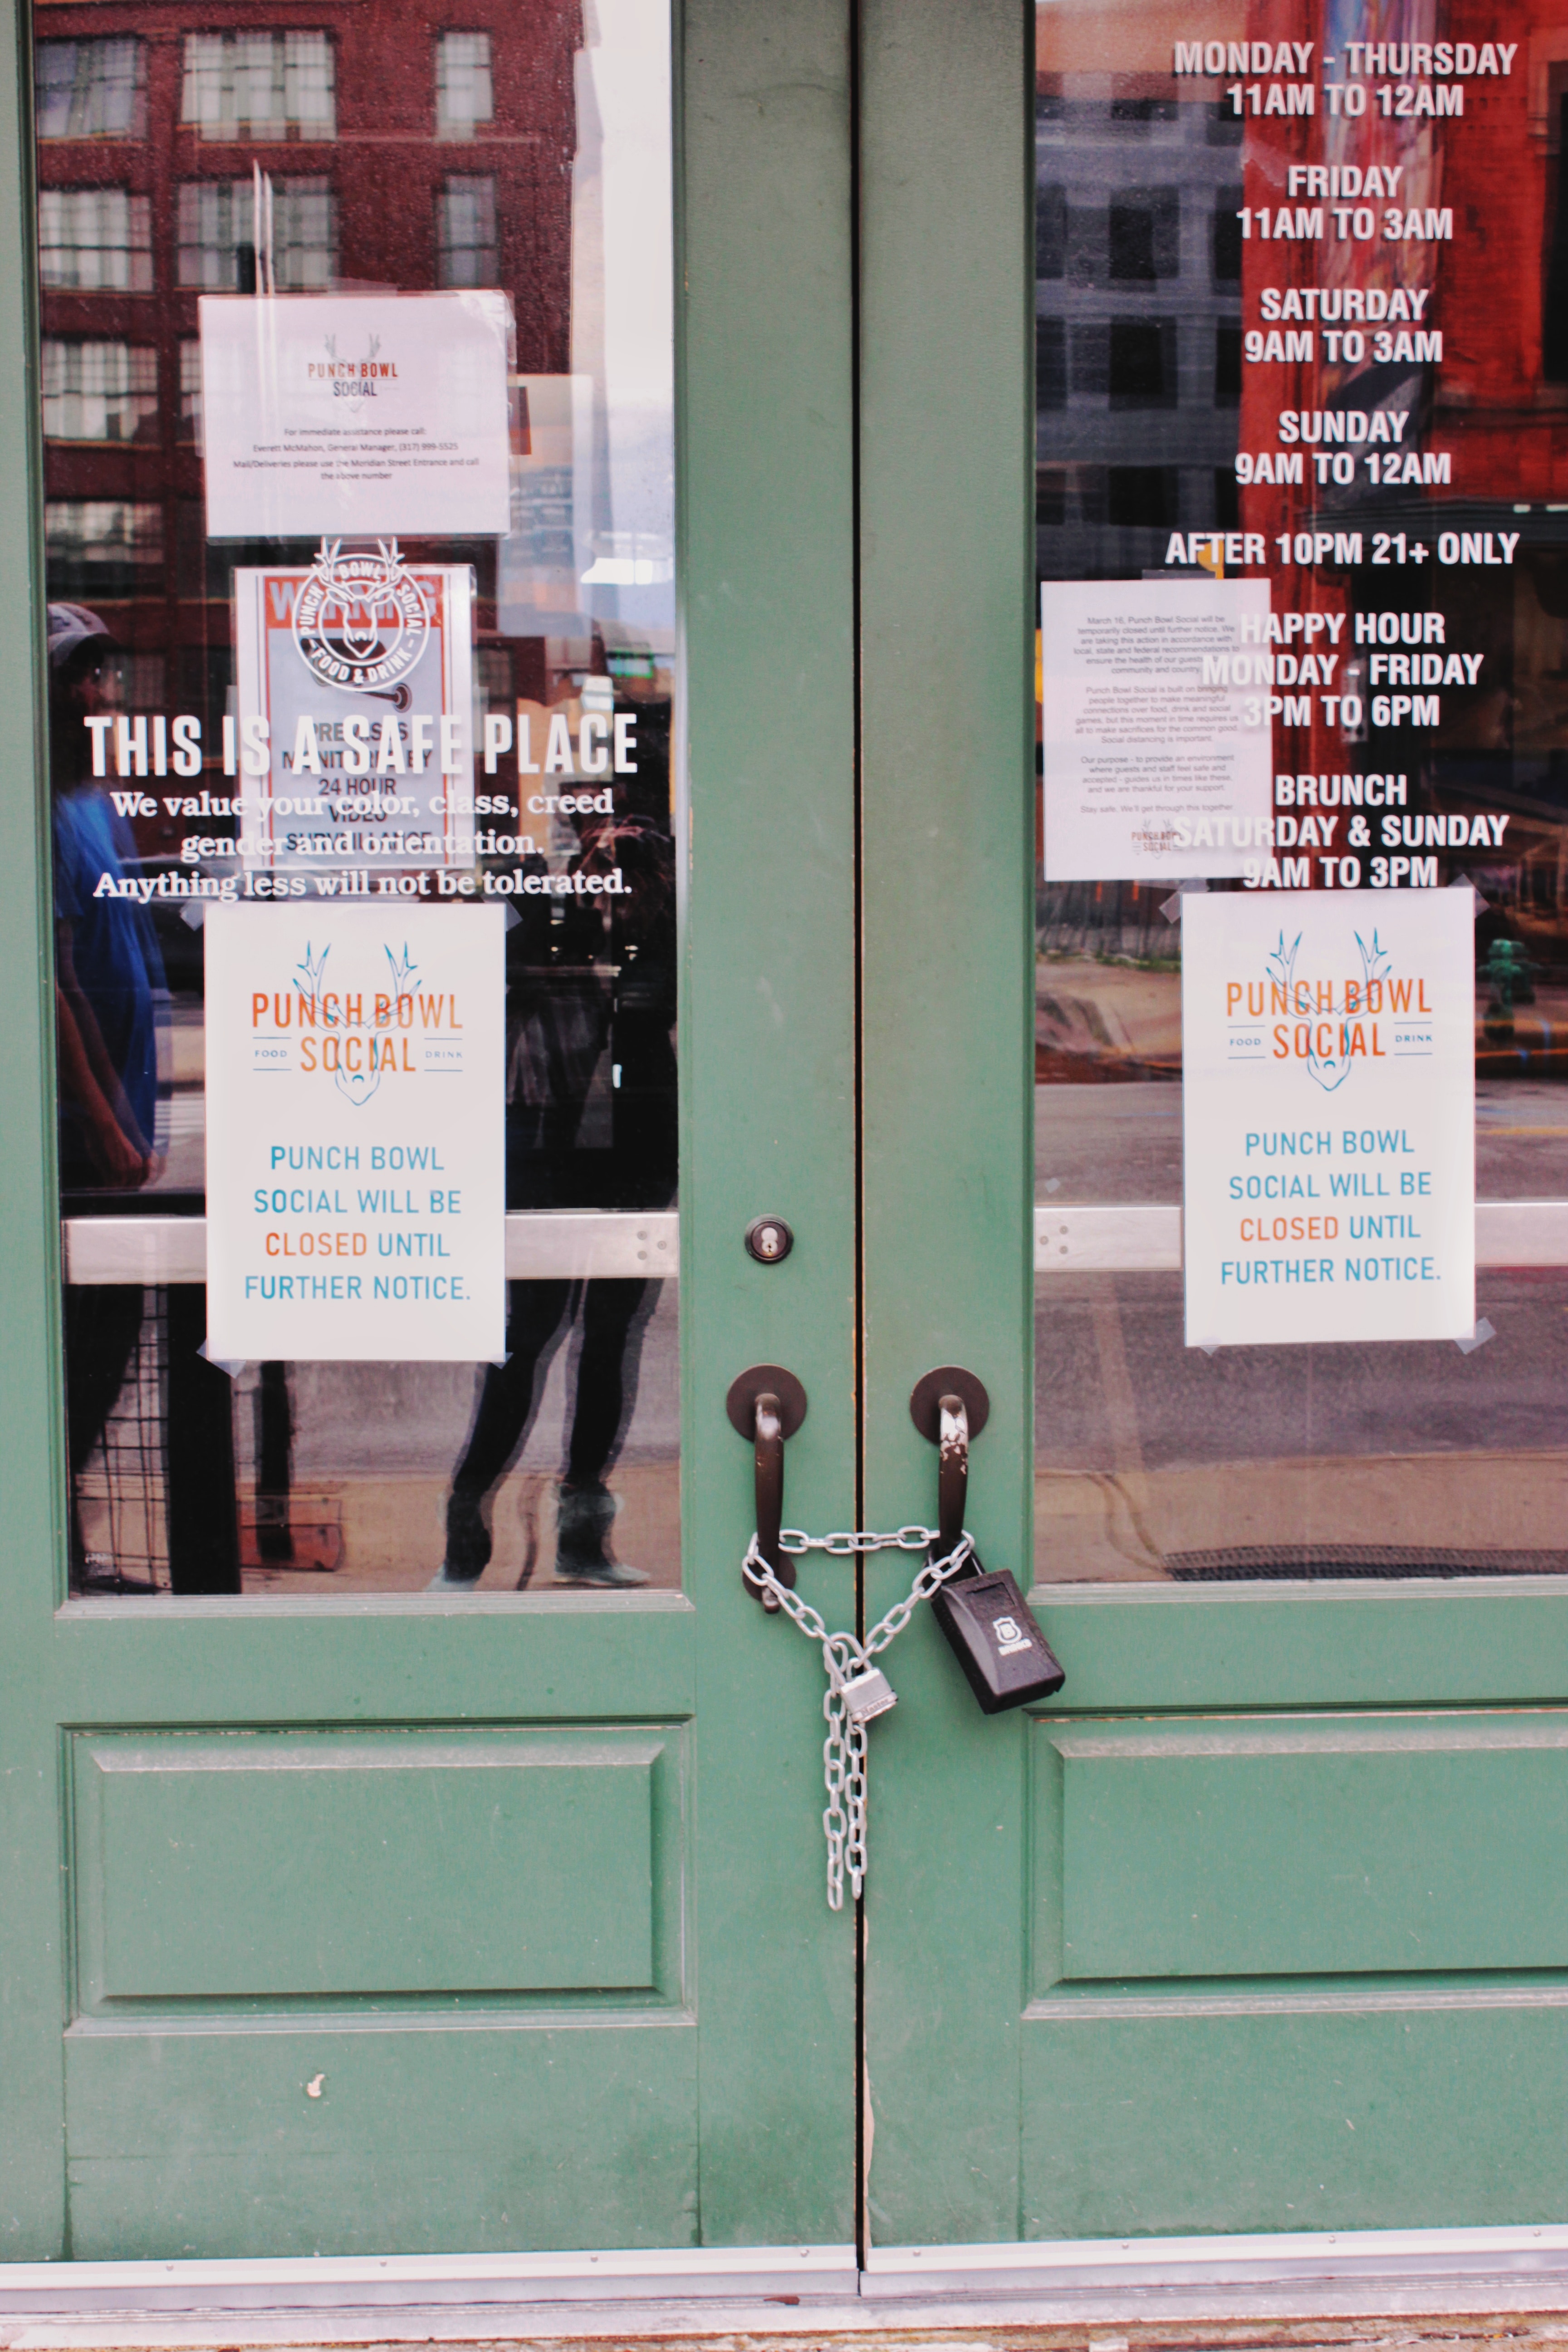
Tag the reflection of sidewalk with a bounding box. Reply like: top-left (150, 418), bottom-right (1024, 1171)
top-left (1035, 1450), bottom-right (1568, 1583)
top-left (240, 1460), bottom-right (681, 1593)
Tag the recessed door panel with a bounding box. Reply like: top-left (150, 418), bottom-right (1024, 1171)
top-left (1036, 1712), bottom-right (1568, 1987)
top-left (73, 1726), bottom-right (682, 2004)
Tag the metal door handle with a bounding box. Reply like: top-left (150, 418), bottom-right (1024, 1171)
top-left (910, 1365), bottom-right (991, 1554)
top-left (726, 1364), bottom-right (808, 1606)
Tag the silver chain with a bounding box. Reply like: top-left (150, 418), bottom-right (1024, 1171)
top-left (741, 1526), bottom-right (975, 1910)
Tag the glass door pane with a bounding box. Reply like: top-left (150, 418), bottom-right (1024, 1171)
top-left (1032, 0), bottom-right (1568, 1585)
top-left (41, 0), bottom-right (679, 1596)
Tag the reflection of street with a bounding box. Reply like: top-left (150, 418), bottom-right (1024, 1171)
top-left (1035, 1269), bottom-right (1568, 1583)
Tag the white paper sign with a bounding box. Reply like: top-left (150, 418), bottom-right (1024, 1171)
top-left (201, 293), bottom-right (511, 540)
top-left (1041, 577), bottom-right (1273, 882)
top-left (233, 554), bottom-right (477, 874)
top-left (1181, 890), bottom-right (1475, 1348)
top-left (205, 903), bottom-right (505, 1362)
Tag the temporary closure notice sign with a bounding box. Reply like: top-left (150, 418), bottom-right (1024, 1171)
top-left (1181, 888), bottom-right (1475, 1348)
top-left (205, 902), bottom-right (505, 1362)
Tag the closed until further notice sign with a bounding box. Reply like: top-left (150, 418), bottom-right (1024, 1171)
top-left (1181, 889), bottom-right (1475, 1349)
top-left (205, 902), bottom-right (505, 1363)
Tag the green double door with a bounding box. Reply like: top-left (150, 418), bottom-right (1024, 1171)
top-left (4, 0), bottom-right (1568, 2271)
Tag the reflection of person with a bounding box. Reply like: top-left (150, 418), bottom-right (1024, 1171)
top-left (49, 604), bottom-right (167, 1581)
top-left (50, 605), bottom-right (162, 1189)
top-left (432, 758), bottom-right (677, 1590)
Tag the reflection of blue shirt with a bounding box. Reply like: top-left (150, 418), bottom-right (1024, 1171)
top-left (53, 787), bottom-right (164, 1172)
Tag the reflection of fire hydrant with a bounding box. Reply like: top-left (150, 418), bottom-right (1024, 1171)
top-left (1484, 938), bottom-right (1535, 1039)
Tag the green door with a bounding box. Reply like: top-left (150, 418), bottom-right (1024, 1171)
top-left (856, 0), bottom-right (1568, 2261)
top-left (9, 0), bottom-right (1568, 2274)
top-left (0, 0), bottom-right (866, 2261)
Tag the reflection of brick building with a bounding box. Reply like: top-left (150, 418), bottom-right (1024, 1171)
top-left (37, 0), bottom-right (581, 846)
top-left (1226, 0), bottom-right (1568, 934)
top-left (1035, 0), bottom-right (1245, 579)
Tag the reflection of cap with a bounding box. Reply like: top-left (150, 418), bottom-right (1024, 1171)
top-left (47, 603), bottom-right (115, 670)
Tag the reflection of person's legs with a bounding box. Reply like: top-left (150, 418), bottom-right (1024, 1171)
top-left (63, 1283), bottom-right (145, 1581)
top-left (555, 1279), bottom-right (660, 1586)
top-left (437, 1280), bottom-right (572, 1585)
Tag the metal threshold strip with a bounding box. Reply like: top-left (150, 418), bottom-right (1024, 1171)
top-left (62, 1210), bottom-right (678, 1285)
top-left (1034, 1200), bottom-right (1568, 1273)
top-left (2, 2228), bottom-right (1568, 2322)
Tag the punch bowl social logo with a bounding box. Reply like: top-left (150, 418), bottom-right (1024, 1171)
top-left (293, 539), bottom-right (431, 694)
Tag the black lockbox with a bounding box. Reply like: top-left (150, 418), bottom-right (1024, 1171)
top-left (930, 1559), bottom-right (1065, 1713)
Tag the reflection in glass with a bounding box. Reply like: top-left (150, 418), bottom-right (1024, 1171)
top-left (1032, 0), bottom-right (1568, 1583)
top-left (39, 0), bottom-right (679, 1597)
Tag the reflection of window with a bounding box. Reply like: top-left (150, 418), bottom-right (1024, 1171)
top-left (1106, 466), bottom-right (1176, 527)
top-left (1071, 321), bottom-right (1108, 396)
top-left (1035, 184), bottom-right (1066, 279)
top-left (1214, 466), bottom-right (1240, 529)
top-left (1036, 315), bottom-right (1066, 408)
top-left (436, 34), bottom-right (493, 139)
top-left (176, 178), bottom-right (336, 290)
top-left (1109, 83), bottom-right (1178, 129)
top-left (437, 176), bottom-right (496, 286)
top-left (179, 339), bottom-right (202, 438)
top-left (1035, 466), bottom-right (1066, 525)
top-left (38, 189), bottom-right (151, 289)
top-left (476, 647), bottom-right (513, 704)
top-left (1108, 188), bottom-right (1178, 281)
top-left (1214, 322), bottom-right (1241, 406)
top-left (44, 500), bottom-right (163, 574)
top-left (42, 342), bottom-right (157, 442)
top-left (36, 39), bottom-right (145, 140)
top-left (181, 33), bottom-right (334, 141)
top-left (1546, 93), bottom-right (1568, 381)
top-left (1213, 187), bottom-right (1243, 284)
top-left (1108, 318), bottom-right (1176, 407)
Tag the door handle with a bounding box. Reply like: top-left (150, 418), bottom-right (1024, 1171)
top-left (726, 1365), bottom-right (808, 1607)
top-left (909, 1366), bottom-right (991, 1553)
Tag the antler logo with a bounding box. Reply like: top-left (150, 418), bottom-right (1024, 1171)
top-left (1264, 926), bottom-right (1398, 1094)
top-left (292, 538), bottom-right (431, 694)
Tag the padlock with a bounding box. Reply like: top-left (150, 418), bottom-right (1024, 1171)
top-left (930, 1558), bottom-right (1065, 1713)
top-left (839, 1664), bottom-right (898, 1725)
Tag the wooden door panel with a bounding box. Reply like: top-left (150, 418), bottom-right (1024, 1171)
top-left (65, 2023), bottom-right (699, 2258)
top-left (1035, 1711), bottom-right (1568, 1985)
top-left (73, 1725), bottom-right (685, 2006)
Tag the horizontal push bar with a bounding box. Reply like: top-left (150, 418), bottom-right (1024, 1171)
top-left (62, 1211), bottom-right (679, 1285)
top-left (1034, 1200), bottom-right (1568, 1273)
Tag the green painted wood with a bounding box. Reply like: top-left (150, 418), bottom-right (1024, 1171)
top-left (52, 1596), bottom-right (697, 1720)
top-left (1021, 2009), bottom-right (1568, 2237)
top-left (1029, 1585), bottom-right (1568, 1710)
top-left (680, 0), bottom-right (858, 2249)
top-left (76, 1730), bottom-right (677, 2000)
top-left (0, 0), bottom-right (859, 2257)
top-left (1037, 1712), bottom-right (1568, 1986)
top-left (857, 0), bottom-right (1035, 2252)
top-left (66, 2027), bottom-right (698, 2258)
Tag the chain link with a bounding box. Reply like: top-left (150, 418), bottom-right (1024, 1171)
top-left (741, 1526), bottom-right (975, 1909)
